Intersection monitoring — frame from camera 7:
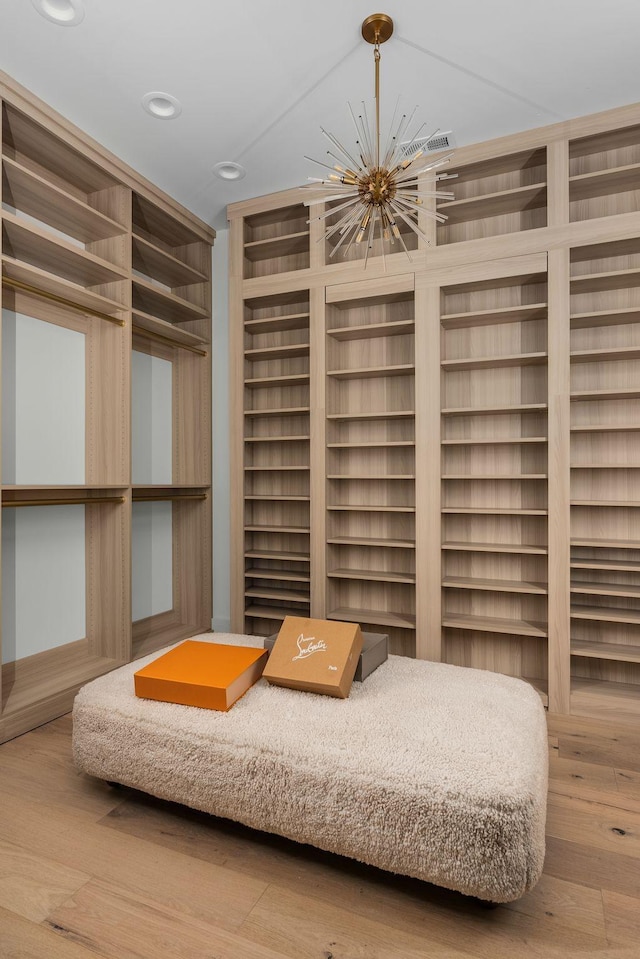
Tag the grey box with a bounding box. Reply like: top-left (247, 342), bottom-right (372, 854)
top-left (265, 630), bottom-right (388, 682)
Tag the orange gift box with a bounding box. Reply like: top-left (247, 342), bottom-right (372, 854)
top-left (134, 640), bottom-right (268, 711)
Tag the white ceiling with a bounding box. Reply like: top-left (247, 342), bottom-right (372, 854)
top-left (1, 0), bottom-right (640, 231)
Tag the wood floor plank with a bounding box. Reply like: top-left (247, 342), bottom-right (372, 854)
top-left (602, 889), bottom-right (640, 945)
top-left (239, 882), bottom-right (614, 959)
top-left (0, 789), bottom-right (267, 934)
top-left (546, 793), bottom-right (640, 859)
top-left (0, 906), bottom-right (99, 959)
top-left (0, 717), bottom-right (123, 819)
top-left (614, 767), bottom-right (640, 800)
top-left (545, 836), bottom-right (640, 899)
top-left (556, 731), bottom-right (640, 774)
top-left (0, 837), bottom-right (90, 923)
top-left (46, 879), bottom-right (289, 959)
top-left (548, 748), bottom-right (619, 792)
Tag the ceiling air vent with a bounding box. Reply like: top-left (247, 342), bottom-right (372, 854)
top-left (401, 130), bottom-right (456, 158)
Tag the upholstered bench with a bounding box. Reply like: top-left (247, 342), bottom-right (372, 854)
top-left (72, 632), bottom-right (548, 903)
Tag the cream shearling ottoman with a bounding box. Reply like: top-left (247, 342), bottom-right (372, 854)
top-left (72, 632), bottom-right (548, 903)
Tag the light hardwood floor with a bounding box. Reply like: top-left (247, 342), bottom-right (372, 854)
top-left (1, 709), bottom-right (639, 959)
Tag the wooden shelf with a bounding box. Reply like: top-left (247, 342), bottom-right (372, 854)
top-left (443, 576), bottom-right (547, 594)
top-left (244, 435), bottom-right (309, 443)
top-left (245, 406), bottom-right (310, 418)
top-left (572, 538), bottom-right (640, 549)
top-left (245, 605), bottom-right (309, 621)
top-left (244, 524), bottom-right (310, 534)
top-left (328, 568), bottom-right (416, 585)
top-left (2, 255), bottom-right (126, 317)
top-left (442, 351), bottom-right (547, 372)
top-left (132, 234), bottom-right (207, 287)
top-left (571, 388), bottom-right (640, 401)
top-left (244, 312), bottom-right (310, 334)
top-left (571, 641), bottom-right (640, 664)
top-left (2, 155), bottom-right (126, 243)
top-left (441, 303), bottom-right (547, 329)
top-left (571, 605), bottom-right (640, 625)
top-left (442, 612), bottom-right (547, 637)
top-left (245, 586), bottom-right (310, 603)
top-left (2, 211), bottom-right (126, 287)
top-left (570, 267), bottom-right (640, 294)
top-left (327, 535), bottom-right (415, 549)
top-left (244, 465), bottom-right (309, 472)
top-left (327, 410), bottom-right (415, 421)
top-left (572, 500), bottom-right (640, 510)
top-left (327, 441), bottom-right (414, 449)
top-left (571, 558), bottom-right (640, 573)
top-left (244, 231), bottom-right (309, 262)
top-left (569, 163), bottom-right (640, 202)
top-left (245, 568), bottom-right (310, 583)
top-left (441, 437), bottom-right (546, 446)
top-left (571, 307), bottom-right (640, 329)
top-left (571, 678), bottom-right (640, 721)
top-left (328, 607), bottom-right (416, 630)
top-left (571, 582), bottom-right (640, 599)
top-left (442, 403), bottom-right (547, 416)
top-left (442, 507), bottom-right (548, 515)
top-left (571, 346), bottom-right (640, 363)
top-left (326, 320), bottom-right (414, 340)
top-left (327, 505), bottom-right (415, 513)
top-left (327, 474), bottom-right (414, 480)
top-left (327, 364), bottom-right (414, 380)
top-left (132, 276), bottom-right (209, 324)
top-left (442, 541), bottom-right (548, 554)
top-left (245, 495), bottom-right (310, 502)
top-left (132, 309), bottom-right (209, 350)
top-left (245, 373), bottom-right (310, 389)
top-left (571, 424), bottom-right (640, 433)
top-left (437, 182), bottom-right (547, 224)
top-left (442, 474), bottom-right (547, 480)
top-left (244, 549), bottom-right (310, 563)
top-left (570, 464), bottom-right (640, 470)
top-left (244, 343), bottom-right (309, 361)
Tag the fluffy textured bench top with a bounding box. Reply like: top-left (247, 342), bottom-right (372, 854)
top-left (73, 633), bottom-right (548, 903)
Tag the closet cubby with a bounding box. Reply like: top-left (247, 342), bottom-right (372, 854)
top-left (436, 149), bottom-right (547, 246)
top-left (243, 203), bottom-right (309, 279)
top-left (439, 266), bottom-right (549, 701)
top-left (325, 286), bottom-right (416, 655)
top-left (241, 290), bottom-right (311, 634)
top-left (0, 74), bottom-right (214, 742)
top-left (569, 236), bottom-right (640, 704)
top-left (569, 124), bottom-right (640, 222)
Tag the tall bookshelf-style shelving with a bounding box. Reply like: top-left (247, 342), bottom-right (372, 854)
top-left (229, 100), bottom-right (640, 720)
top-left (0, 72), bottom-right (214, 742)
top-left (439, 263), bottom-right (550, 704)
top-left (325, 280), bottom-right (416, 657)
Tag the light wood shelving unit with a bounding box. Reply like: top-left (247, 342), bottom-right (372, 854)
top-left (0, 73), bottom-right (214, 742)
top-left (228, 99), bottom-right (640, 720)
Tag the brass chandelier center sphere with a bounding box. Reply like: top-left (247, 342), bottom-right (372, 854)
top-left (359, 167), bottom-right (396, 206)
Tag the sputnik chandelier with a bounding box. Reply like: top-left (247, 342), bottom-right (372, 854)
top-left (305, 13), bottom-right (455, 264)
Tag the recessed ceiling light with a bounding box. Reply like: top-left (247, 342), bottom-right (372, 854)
top-left (142, 92), bottom-right (182, 120)
top-left (213, 161), bottom-right (246, 181)
top-left (31, 0), bottom-right (85, 25)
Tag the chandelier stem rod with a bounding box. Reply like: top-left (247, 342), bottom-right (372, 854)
top-left (374, 36), bottom-right (381, 168)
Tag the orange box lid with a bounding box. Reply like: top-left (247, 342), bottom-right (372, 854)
top-left (134, 640), bottom-right (268, 711)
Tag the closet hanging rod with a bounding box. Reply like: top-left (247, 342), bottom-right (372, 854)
top-left (132, 324), bottom-right (208, 357)
top-left (2, 276), bottom-right (126, 327)
top-left (133, 493), bottom-right (209, 502)
top-left (2, 496), bottom-right (127, 508)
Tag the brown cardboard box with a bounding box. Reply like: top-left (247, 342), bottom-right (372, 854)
top-left (134, 640), bottom-right (268, 711)
top-left (265, 630), bottom-right (388, 682)
top-left (262, 616), bottom-right (363, 698)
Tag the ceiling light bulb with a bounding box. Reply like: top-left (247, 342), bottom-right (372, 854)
top-left (141, 92), bottom-right (182, 120)
top-left (31, 0), bottom-right (85, 25)
top-left (213, 162), bottom-right (246, 181)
